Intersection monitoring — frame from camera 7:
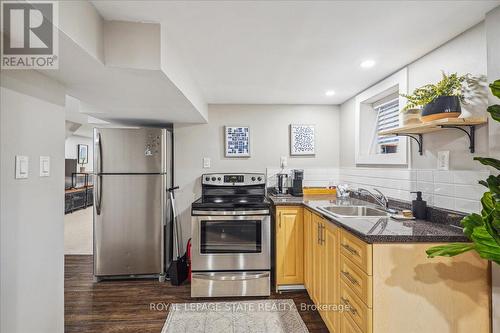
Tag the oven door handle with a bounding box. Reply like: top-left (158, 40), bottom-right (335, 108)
top-left (192, 209), bottom-right (270, 216)
top-left (193, 272), bottom-right (270, 281)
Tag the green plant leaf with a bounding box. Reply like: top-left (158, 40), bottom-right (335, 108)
top-left (490, 80), bottom-right (500, 98)
top-left (484, 175), bottom-right (500, 200)
top-left (479, 180), bottom-right (489, 188)
top-left (474, 157), bottom-right (500, 171)
top-left (487, 104), bottom-right (500, 122)
top-left (483, 210), bottom-right (500, 247)
top-left (481, 192), bottom-right (495, 216)
top-left (470, 226), bottom-right (500, 264)
top-left (426, 243), bottom-right (475, 258)
top-left (461, 213), bottom-right (484, 238)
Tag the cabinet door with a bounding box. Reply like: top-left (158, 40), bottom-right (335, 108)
top-left (276, 207), bottom-right (304, 285)
top-left (312, 215), bottom-right (324, 304)
top-left (322, 222), bottom-right (340, 332)
top-left (303, 209), bottom-right (312, 292)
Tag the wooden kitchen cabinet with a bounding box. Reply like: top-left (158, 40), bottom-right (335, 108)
top-left (276, 206), bottom-right (490, 333)
top-left (321, 221), bottom-right (341, 332)
top-left (276, 206), bottom-right (304, 286)
top-left (309, 212), bottom-right (341, 333)
top-left (303, 209), bottom-right (313, 292)
top-left (308, 211), bottom-right (489, 333)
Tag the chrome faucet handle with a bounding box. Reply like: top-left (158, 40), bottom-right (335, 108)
top-left (372, 188), bottom-right (388, 206)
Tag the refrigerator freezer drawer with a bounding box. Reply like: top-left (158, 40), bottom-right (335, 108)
top-left (94, 174), bottom-right (165, 276)
top-left (191, 271), bottom-right (271, 297)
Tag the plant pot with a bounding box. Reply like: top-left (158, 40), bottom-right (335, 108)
top-left (401, 108), bottom-right (422, 126)
top-left (421, 96), bottom-right (461, 122)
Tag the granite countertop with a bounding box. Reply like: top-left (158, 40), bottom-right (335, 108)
top-left (268, 195), bottom-right (468, 244)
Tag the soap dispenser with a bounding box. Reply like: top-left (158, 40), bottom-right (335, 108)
top-left (411, 191), bottom-right (427, 219)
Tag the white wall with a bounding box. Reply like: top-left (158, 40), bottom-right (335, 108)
top-left (338, 22), bottom-right (495, 214)
top-left (0, 73), bottom-right (65, 333)
top-left (104, 21), bottom-right (161, 70)
top-left (340, 22), bottom-right (489, 170)
top-left (174, 104), bottom-right (340, 248)
top-left (65, 135), bottom-right (94, 172)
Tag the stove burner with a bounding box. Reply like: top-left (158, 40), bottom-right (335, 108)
top-left (192, 173), bottom-right (270, 211)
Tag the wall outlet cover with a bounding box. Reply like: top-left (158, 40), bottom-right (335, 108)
top-left (15, 155), bottom-right (29, 179)
top-left (437, 151), bottom-right (450, 170)
top-left (40, 156), bottom-right (50, 177)
top-left (202, 157), bottom-right (211, 169)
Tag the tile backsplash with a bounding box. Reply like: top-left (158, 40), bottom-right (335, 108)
top-left (339, 168), bottom-right (490, 214)
top-left (266, 168), bottom-right (339, 188)
top-left (265, 167), bottom-right (489, 214)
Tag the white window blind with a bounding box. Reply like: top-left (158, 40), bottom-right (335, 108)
top-left (374, 95), bottom-right (399, 153)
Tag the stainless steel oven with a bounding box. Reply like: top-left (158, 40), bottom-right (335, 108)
top-left (191, 173), bottom-right (271, 297)
top-left (191, 212), bottom-right (271, 271)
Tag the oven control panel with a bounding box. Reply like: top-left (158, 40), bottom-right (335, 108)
top-left (202, 173), bottom-right (265, 186)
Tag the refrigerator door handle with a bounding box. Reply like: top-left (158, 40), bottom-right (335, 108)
top-left (95, 132), bottom-right (103, 215)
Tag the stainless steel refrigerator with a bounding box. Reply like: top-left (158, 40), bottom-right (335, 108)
top-left (93, 128), bottom-right (173, 279)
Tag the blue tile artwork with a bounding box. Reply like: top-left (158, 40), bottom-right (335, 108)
top-left (225, 126), bottom-right (250, 157)
top-left (290, 124), bottom-right (315, 155)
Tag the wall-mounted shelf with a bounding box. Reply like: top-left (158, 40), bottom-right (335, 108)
top-left (378, 117), bottom-right (487, 155)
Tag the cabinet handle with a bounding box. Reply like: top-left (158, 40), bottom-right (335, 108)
top-left (341, 270), bottom-right (359, 285)
top-left (341, 243), bottom-right (359, 256)
top-left (278, 212), bottom-right (281, 228)
top-left (321, 224), bottom-right (325, 245)
top-left (340, 297), bottom-right (358, 315)
top-left (317, 223), bottom-right (320, 244)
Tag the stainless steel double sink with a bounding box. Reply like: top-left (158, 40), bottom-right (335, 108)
top-left (318, 205), bottom-right (390, 218)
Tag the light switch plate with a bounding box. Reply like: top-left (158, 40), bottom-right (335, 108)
top-left (40, 156), bottom-right (50, 177)
top-left (202, 157), bottom-right (211, 168)
top-left (15, 155), bottom-right (29, 179)
top-left (437, 151), bottom-right (450, 170)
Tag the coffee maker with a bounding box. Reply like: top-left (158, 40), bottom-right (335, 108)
top-left (290, 169), bottom-right (304, 197)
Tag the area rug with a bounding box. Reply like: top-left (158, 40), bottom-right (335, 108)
top-left (161, 299), bottom-right (309, 333)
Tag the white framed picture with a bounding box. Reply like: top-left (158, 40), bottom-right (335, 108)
top-left (225, 126), bottom-right (250, 157)
top-left (290, 124), bottom-right (315, 156)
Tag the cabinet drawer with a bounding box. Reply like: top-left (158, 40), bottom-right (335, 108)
top-left (341, 281), bottom-right (372, 333)
top-left (340, 254), bottom-right (372, 307)
top-left (341, 312), bottom-right (363, 333)
top-left (340, 231), bottom-right (372, 274)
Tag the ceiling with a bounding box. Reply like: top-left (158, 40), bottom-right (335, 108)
top-left (44, 29), bottom-right (208, 125)
top-left (92, 0), bottom-right (499, 105)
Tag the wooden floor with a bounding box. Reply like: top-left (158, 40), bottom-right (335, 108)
top-left (65, 255), bottom-right (328, 333)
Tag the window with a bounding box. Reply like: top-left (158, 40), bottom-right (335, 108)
top-left (374, 93), bottom-right (399, 154)
top-left (354, 68), bottom-right (408, 165)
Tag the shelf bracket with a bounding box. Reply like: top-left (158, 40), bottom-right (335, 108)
top-left (396, 134), bottom-right (423, 155)
top-left (439, 125), bottom-right (476, 153)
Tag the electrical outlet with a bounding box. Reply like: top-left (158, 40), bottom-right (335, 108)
top-left (280, 156), bottom-right (288, 168)
top-left (437, 151), bottom-right (450, 170)
top-left (202, 157), bottom-right (211, 168)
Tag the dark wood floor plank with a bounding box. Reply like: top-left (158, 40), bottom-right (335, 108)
top-left (64, 255), bottom-right (329, 333)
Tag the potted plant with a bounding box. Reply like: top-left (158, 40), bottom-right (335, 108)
top-left (426, 79), bottom-right (500, 265)
top-left (401, 72), bottom-right (484, 123)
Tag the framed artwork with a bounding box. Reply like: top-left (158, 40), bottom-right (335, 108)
top-left (225, 126), bottom-right (250, 157)
top-left (290, 124), bottom-right (315, 156)
top-left (77, 144), bottom-right (88, 164)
